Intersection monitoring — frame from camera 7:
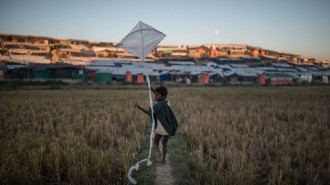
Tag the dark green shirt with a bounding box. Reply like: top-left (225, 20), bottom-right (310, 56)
top-left (153, 100), bottom-right (178, 136)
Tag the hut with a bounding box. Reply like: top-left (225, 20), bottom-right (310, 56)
top-left (203, 73), bottom-right (210, 84)
top-left (85, 69), bottom-right (97, 80)
top-left (214, 57), bottom-right (243, 64)
top-left (258, 74), bottom-right (266, 85)
top-left (187, 45), bottom-right (208, 58)
top-left (322, 75), bottom-right (328, 84)
top-left (136, 74), bottom-right (145, 83)
top-left (81, 50), bottom-right (95, 57)
top-left (0, 65), bottom-right (7, 79)
top-left (92, 47), bottom-right (121, 58)
top-left (34, 68), bottom-right (50, 79)
top-left (156, 46), bottom-right (188, 58)
top-left (73, 69), bottom-right (87, 80)
top-left (209, 72), bottom-right (224, 84)
top-left (57, 48), bottom-right (83, 57)
top-left (6, 65), bottom-right (29, 79)
top-left (240, 57), bottom-right (261, 63)
top-left (266, 72), bottom-right (293, 85)
top-left (125, 72), bottom-right (132, 82)
top-left (96, 73), bottom-right (112, 84)
top-left (210, 49), bottom-right (220, 57)
top-left (160, 71), bottom-right (172, 81)
top-left (227, 49), bottom-right (247, 56)
top-left (32, 63), bottom-right (83, 79)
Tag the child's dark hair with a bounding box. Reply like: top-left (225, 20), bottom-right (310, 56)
top-left (155, 86), bottom-right (168, 98)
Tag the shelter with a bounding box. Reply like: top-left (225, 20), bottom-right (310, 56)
top-left (228, 49), bottom-right (247, 56)
top-left (167, 61), bottom-right (195, 66)
top-left (258, 74), bottom-right (266, 85)
top-left (6, 65), bottom-right (29, 79)
top-left (156, 46), bottom-right (187, 58)
top-left (85, 68), bottom-right (97, 80)
top-left (32, 63), bottom-right (83, 79)
top-left (125, 72), bottom-right (132, 82)
top-left (240, 57), bottom-right (261, 63)
top-left (0, 65), bottom-right (7, 79)
top-left (95, 73), bottom-right (112, 84)
top-left (214, 57), bottom-right (244, 64)
top-left (209, 72), bottom-right (224, 84)
top-left (266, 72), bottom-right (293, 85)
top-left (203, 74), bottom-right (210, 84)
top-left (187, 45), bottom-right (208, 58)
top-left (136, 74), bottom-right (144, 83)
top-left (81, 50), bottom-right (95, 57)
top-left (160, 71), bottom-right (172, 81)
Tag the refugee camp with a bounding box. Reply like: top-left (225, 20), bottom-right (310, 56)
top-left (1, 1), bottom-right (329, 185)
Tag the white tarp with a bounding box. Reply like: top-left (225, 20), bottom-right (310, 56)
top-left (118, 21), bottom-right (166, 61)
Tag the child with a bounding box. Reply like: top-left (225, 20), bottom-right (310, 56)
top-left (134, 86), bottom-right (178, 164)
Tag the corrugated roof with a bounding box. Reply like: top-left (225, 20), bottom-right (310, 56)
top-left (59, 48), bottom-right (82, 52)
top-left (295, 67), bottom-right (309, 72)
top-left (92, 46), bottom-right (123, 52)
top-left (272, 63), bottom-right (292, 68)
top-left (217, 64), bottom-right (232, 70)
top-left (9, 49), bottom-right (49, 54)
top-left (230, 64), bottom-right (248, 68)
top-left (6, 65), bottom-right (27, 70)
top-left (85, 59), bottom-right (328, 79)
top-left (266, 72), bottom-right (293, 77)
top-left (168, 61), bottom-right (195, 66)
top-left (32, 63), bottom-right (82, 71)
top-left (231, 68), bottom-right (262, 77)
top-left (70, 44), bottom-right (88, 50)
top-left (2, 42), bottom-right (50, 47)
top-left (157, 47), bottom-right (187, 51)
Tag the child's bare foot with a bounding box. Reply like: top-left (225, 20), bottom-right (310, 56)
top-left (156, 152), bottom-right (162, 163)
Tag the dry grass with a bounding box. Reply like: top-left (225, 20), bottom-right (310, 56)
top-left (170, 86), bottom-right (329, 185)
top-left (0, 86), bottom-right (329, 185)
top-left (0, 89), bottom-right (150, 184)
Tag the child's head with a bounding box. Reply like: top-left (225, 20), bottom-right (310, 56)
top-left (154, 86), bottom-right (167, 102)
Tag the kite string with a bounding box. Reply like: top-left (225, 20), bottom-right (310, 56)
top-left (131, 78), bottom-right (150, 162)
top-left (127, 75), bottom-right (155, 185)
top-left (132, 108), bottom-right (141, 163)
top-left (131, 81), bottom-right (151, 163)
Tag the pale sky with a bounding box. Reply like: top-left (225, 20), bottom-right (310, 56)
top-left (1, 0), bottom-right (329, 60)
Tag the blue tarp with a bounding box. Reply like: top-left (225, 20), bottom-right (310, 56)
top-left (160, 73), bottom-right (171, 81)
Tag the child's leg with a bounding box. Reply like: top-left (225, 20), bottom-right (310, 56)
top-left (153, 133), bottom-right (161, 153)
top-left (161, 135), bottom-right (169, 164)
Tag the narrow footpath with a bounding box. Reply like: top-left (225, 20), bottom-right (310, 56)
top-left (154, 141), bottom-right (175, 185)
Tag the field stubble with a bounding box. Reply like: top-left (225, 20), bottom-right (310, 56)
top-left (170, 86), bottom-right (329, 185)
top-left (0, 89), bottom-right (149, 184)
top-left (0, 86), bottom-right (329, 185)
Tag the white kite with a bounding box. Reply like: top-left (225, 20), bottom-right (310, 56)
top-left (117, 21), bottom-right (166, 184)
top-left (118, 21), bottom-right (166, 61)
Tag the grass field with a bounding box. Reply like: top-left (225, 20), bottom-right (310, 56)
top-left (0, 85), bottom-right (329, 184)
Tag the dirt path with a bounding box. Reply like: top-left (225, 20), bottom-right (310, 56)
top-left (154, 141), bottom-right (175, 185)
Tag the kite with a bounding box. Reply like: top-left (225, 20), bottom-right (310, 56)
top-left (117, 21), bottom-right (166, 61)
top-left (117, 21), bottom-right (166, 184)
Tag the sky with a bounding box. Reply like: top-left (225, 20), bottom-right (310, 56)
top-left (1, 0), bottom-right (330, 60)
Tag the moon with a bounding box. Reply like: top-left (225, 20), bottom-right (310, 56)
top-left (214, 30), bottom-right (219, 35)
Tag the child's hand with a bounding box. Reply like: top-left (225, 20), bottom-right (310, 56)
top-left (134, 104), bottom-right (140, 108)
top-left (150, 87), bottom-right (155, 94)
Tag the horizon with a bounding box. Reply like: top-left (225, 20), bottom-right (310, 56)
top-left (1, 0), bottom-right (329, 60)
